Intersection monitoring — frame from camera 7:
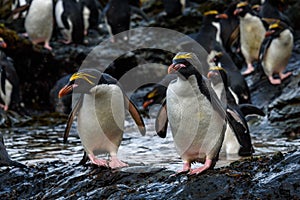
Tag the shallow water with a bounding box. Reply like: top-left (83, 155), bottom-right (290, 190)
top-left (2, 115), bottom-right (299, 172)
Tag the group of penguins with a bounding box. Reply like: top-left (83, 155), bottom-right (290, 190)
top-left (0, 0), bottom-right (296, 174)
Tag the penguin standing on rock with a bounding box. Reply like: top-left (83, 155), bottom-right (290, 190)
top-left (156, 52), bottom-right (228, 175)
top-left (259, 21), bottom-right (293, 85)
top-left (24, 0), bottom-right (53, 50)
top-left (104, 0), bottom-right (130, 42)
top-left (0, 38), bottom-right (20, 111)
top-left (207, 53), bottom-right (264, 156)
top-left (82, 0), bottom-right (100, 35)
top-left (234, 1), bottom-right (266, 75)
top-left (55, 0), bottom-right (85, 44)
top-left (58, 69), bottom-right (145, 168)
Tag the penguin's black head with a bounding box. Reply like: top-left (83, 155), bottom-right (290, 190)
top-left (203, 10), bottom-right (228, 23)
top-left (58, 71), bottom-right (98, 98)
top-left (234, 1), bottom-right (251, 17)
top-left (265, 21), bottom-right (287, 38)
top-left (168, 52), bottom-right (199, 80)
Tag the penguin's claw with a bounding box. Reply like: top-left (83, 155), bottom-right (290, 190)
top-left (279, 71), bottom-right (292, 81)
top-left (189, 159), bottom-right (212, 175)
top-left (109, 156), bottom-right (128, 169)
top-left (88, 154), bottom-right (108, 167)
top-left (242, 64), bottom-right (255, 76)
top-left (268, 76), bottom-right (281, 85)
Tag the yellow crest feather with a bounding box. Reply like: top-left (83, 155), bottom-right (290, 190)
top-left (70, 72), bottom-right (96, 85)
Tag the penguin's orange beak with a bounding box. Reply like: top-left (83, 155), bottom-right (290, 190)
top-left (216, 13), bottom-right (228, 19)
top-left (143, 99), bottom-right (154, 109)
top-left (207, 71), bottom-right (219, 79)
top-left (0, 39), bottom-right (7, 48)
top-left (265, 30), bottom-right (275, 37)
top-left (58, 84), bottom-right (76, 98)
top-left (168, 63), bottom-right (186, 74)
top-left (234, 8), bottom-right (242, 15)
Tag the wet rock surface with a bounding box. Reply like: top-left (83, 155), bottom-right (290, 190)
top-left (0, 150), bottom-right (299, 199)
top-left (0, 0), bottom-right (300, 199)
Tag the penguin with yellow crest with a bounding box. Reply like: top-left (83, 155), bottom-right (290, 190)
top-left (58, 69), bottom-right (145, 168)
top-left (259, 20), bottom-right (293, 85)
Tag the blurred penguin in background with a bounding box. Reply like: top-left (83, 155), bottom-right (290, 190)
top-left (104, 0), bottom-right (131, 42)
top-left (24, 0), bottom-right (54, 50)
top-left (55, 0), bottom-right (85, 44)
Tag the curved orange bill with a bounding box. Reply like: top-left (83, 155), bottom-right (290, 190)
top-left (207, 71), bottom-right (219, 79)
top-left (143, 99), bottom-right (154, 109)
top-left (168, 63), bottom-right (185, 74)
top-left (58, 85), bottom-right (73, 98)
top-left (216, 13), bottom-right (228, 19)
top-left (234, 8), bottom-right (242, 16)
top-left (265, 30), bottom-right (275, 37)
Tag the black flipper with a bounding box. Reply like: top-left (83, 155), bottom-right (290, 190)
top-left (63, 94), bottom-right (83, 143)
top-left (226, 105), bottom-right (254, 156)
top-left (239, 104), bottom-right (265, 117)
top-left (124, 95), bottom-right (146, 136)
top-left (155, 99), bottom-right (168, 138)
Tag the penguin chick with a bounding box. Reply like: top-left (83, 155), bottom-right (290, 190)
top-left (234, 1), bottom-right (266, 75)
top-left (0, 133), bottom-right (26, 168)
top-left (55, 0), bottom-right (85, 44)
top-left (58, 69), bottom-right (145, 168)
top-left (156, 52), bottom-right (227, 175)
top-left (259, 20), bottom-right (293, 85)
top-left (25, 0), bottom-right (53, 50)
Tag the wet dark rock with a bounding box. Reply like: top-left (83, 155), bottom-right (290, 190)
top-left (0, 151), bottom-right (299, 199)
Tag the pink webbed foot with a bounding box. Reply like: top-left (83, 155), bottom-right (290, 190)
top-left (88, 154), bottom-right (108, 167)
top-left (189, 159), bottom-right (213, 175)
top-left (279, 71), bottom-right (292, 81)
top-left (268, 76), bottom-right (281, 85)
top-left (170, 162), bottom-right (191, 177)
top-left (109, 155), bottom-right (128, 169)
top-left (0, 104), bottom-right (8, 111)
top-left (43, 42), bottom-right (52, 51)
top-left (242, 63), bottom-right (255, 76)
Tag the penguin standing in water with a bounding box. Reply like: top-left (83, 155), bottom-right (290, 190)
top-left (156, 52), bottom-right (228, 175)
top-left (58, 69), bottom-right (145, 168)
top-left (259, 21), bottom-right (293, 85)
top-left (234, 1), bottom-right (266, 75)
top-left (55, 0), bottom-right (85, 44)
top-left (104, 0), bottom-right (130, 42)
top-left (0, 38), bottom-right (20, 111)
top-left (25, 0), bottom-right (53, 50)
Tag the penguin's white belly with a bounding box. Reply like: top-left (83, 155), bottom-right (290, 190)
top-left (25, 0), bottom-right (53, 41)
top-left (240, 14), bottom-right (266, 63)
top-left (262, 30), bottom-right (293, 76)
top-left (167, 77), bottom-right (225, 163)
top-left (77, 85), bottom-right (125, 156)
top-left (221, 125), bottom-right (240, 155)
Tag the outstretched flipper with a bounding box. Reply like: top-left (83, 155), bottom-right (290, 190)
top-left (63, 94), bottom-right (83, 143)
top-left (124, 95), bottom-right (146, 136)
top-left (155, 99), bottom-right (168, 138)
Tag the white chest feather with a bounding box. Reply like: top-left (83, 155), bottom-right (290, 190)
top-left (239, 13), bottom-right (266, 62)
top-left (0, 79), bottom-right (13, 106)
top-left (77, 85), bottom-right (125, 155)
top-left (167, 76), bottom-right (225, 161)
top-left (25, 0), bottom-right (53, 39)
top-left (212, 22), bottom-right (223, 46)
top-left (262, 29), bottom-right (293, 75)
